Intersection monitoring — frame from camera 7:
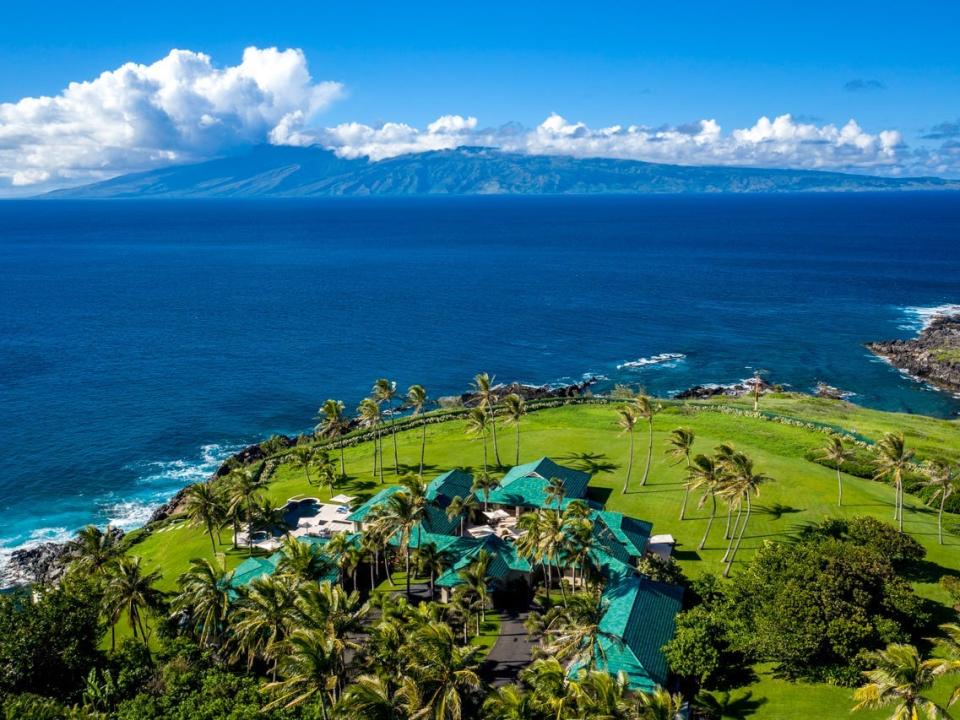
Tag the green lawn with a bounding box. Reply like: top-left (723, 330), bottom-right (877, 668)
top-left (122, 394), bottom-right (960, 719)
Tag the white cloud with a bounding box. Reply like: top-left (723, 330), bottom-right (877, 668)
top-left (0, 47), bottom-right (343, 191)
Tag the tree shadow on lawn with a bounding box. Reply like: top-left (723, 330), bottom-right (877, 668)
top-left (557, 451), bottom-right (619, 475)
top-left (753, 503), bottom-right (803, 520)
top-left (695, 689), bottom-right (766, 719)
top-left (900, 558), bottom-right (960, 584)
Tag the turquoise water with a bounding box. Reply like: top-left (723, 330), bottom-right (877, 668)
top-left (1, 194), bottom-right (958, 567)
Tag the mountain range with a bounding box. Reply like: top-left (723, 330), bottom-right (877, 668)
top-left (45, 145), bottom-right (959, 198)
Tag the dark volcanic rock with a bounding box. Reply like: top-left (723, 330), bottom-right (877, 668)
top-left (447, 379), bottom-right (596, 407)
top-left (867, 314), bottom-right (960, 393)
top-left (3, 527), bottom-right (125, 588)
top-left (674, 378), bottom-right (777, 400)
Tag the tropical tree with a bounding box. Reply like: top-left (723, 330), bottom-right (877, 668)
top-left (374, 378), bottom-right (400, 473)
top-left (407, 383), bottom-right (430, 476)
top-left (454, 550), bottom-right (492, 633)
top-left (466, 406), bottom-right (491, 473)
top-left (688, 454), bottom-right (725, 551)
top-left (373, 487), bottom-right (427, 597)
top-left (405, 622), bottom-right (483, 720)
top-left (263, 629), bottom-right (337, 718)
top-left (288, 445), bottom-right (317, 487)
top-left (231, 574), bottom-right (298, 677)
top-left (666, 427), bottom-right (696, 519)
top-left (414, 541), bottom-right (452, 599)
top-left (538, 590), bottom-right (620, 672)
top-left (923, 459), bottom-right (958, 545)
top-left (566, 669), bottom-right (634, 719)
top-left (359, 397), bottom-right (384, 482)
top-left (224, 466), bottom-right (265, 551)
top-left (183, 481), bottom-right (224, 555)
top-left (636, 686), bottom-right (685, 720)
top-left (502, 393), bottom-right (527, 466)
top-left (545, 477), bottom-right (567, 511)
top-left (473, 372), bottom-right (502, 467)
top-left (337, 674), bottom-right (422, 720)
top-left (875, 432), bottom-right (914, 533)
top-left (853, 643), bottom-right (953, 720)
top-left (316, 452), bottom-right (340, 495)
top-left (67, 524), bottom-right (121, 578)
top-left (718, 452), bottom-right (771, 576)
top-left (472, 472), bottom-right (500, 511)
top-left (482, 684), bottom-right (536, 720)
top-left (633, 395), bottom-right (662, 487)
top-left (103, 555), bottom-right (165, 649)
top-left (316, 398), bottom-right (349, 478)
top-left (276, 537), bottom-right (334, 586)
top-left (447, 494), bottom-right (479, 536)
top-left (171, 557), bottom-right (232, 648)
top-left (617, 405), bottom-right (638, 494)
top-left (818, 435), bottom-right (853, 507)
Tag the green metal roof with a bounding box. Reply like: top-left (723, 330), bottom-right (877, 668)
top-left (593, 510), bottom-right (653, 560)
top-left (436, 535), bottom-right (532, 588)
top-left (485, 457), bottom-right (590, 509)
top-left (229, 536), bottom-right (341, 590)
top-left (592, 576), bottom-right (684, 692)
top-left (346, 486), bottom-right (404, 523)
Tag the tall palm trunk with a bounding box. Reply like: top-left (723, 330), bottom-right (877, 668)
top-left (205, 521), bottom-right (216, 556)
top-left (490, 411), bottom-right (501, 467)
top-left (724, 496), bottom-right (752, 577)
top-left (721, 505), bottom-right (742, 563)
top-left (836, 466), bottom-right (843, 506)
top-left (723, 504), bottom-right (733, 540)
top-left (481, 430), bottom-right (488, 473)
top-left (937, 492), bottom-right (945, 544)
top-left (391, 411), bottom-right (399, 473)
top-left (698, 494), bottom-right (717, 550)
top-left (640, 418), bottom-right (654, 486)
top-left (622, 430), bottom-right (635, 494)
top-left (371, 429), bottom-right (378, 476)
top-left (378, 431), bottom-right (385, 485)
top-left (419, 422), bottom-right (427, 477)
top-left (515, 422), bottom-right (521, 465)
top-left (679, 457), bottom-right (691, 520)
top-left (339, 441), bottom-right (345, 478)
top-left (405, 544), bottom-right (412, 597)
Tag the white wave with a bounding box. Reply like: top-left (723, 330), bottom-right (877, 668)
top-left (100, 499), bottom-right (161, 531)
top-left (899, 303), bottom-right (960, 332)
top-left (617, 353), bottom-right (686, 370)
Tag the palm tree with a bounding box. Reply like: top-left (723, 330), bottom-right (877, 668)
top-left (922, 459), bottom-right (958, 545)
top-left (455, 550), bottom-right (492, 632)
top-left (617, 405), bottom-right (638, 494)
top-left (473, 372), bottom-right (502, 467)
top-left (316, 452), bottom-right (340, 496)
top-left (545, 477), bottom-right (566, 512)
top-left (818, 435), bottom-right (853, 507)
top-left (407, 384), bottom-right (430, 476)
top-left (447, 494), bottom-right (478, 536)
top-left (635, 686), bottom-right (685, 720)
top-left (719, 452), bottom-right (771, 576)
top-left (634, 395), bottom-right (661, 487)
top-left (316, 399), bottom-right (349, 478)
top-left (263, 629), bottom-right (337, 718)
top-left (171, 557), bottom-right (231, 648)
top-left (373, 378), bottom-right (400, 473)
top-left (359, 397), bottom-right (384, 483)
top-left (538, 590), bottom-right (620, 672)
top-left (67, 524), bottom-right (121, 578)
top-left (103, 556), bottom-right (164, 649)
top-left (337, 674), bottom-right (422, 720)
top-left (231, 574), bottom-right (297, 677)
top-left (471, 472), bottom-right (500, 511)
top-left (853, 643), bottom-right (953, 720)
top-left (502, 393), bottom-right (527, 466)
top-left (276, 537), bottom-right (334, 586)
top-left (373, 489), bottom-right (426, 597)
top-left (666, 427), bottom-right (696, 519)
top-left (688, 454), bottom-right (724, 551)
top-left (288, 445), bottom-right (316, 487)
top-left (482, 684), bottom-right (536, 720)
top-left (183, 482), bottom-right (224, 555)
top-left (519, 657), bottom-right (570, 719)
top-left (414, 541), bottom-right (451, 599)
top-left (224, 466), bottom-right (265, 551)
top-left (466, 406), bottom-right (491, 473)
top-left (875, 432), bottom-right (914, 533)
top-left (405, 623), bottom-right (482, 720)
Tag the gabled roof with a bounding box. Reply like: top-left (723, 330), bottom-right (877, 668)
top-left (424, 469), bottom-right (474, 535)
top-left (229, 536), bottom-right (341, 590)
top-left (486, 457), bottom-right (590, 509)
top-left (436, 535), bottom-right (532, 588)
top-left (592, 576), bottom-right (684, 692)
top-left (346, 486), bottom-right (404, 523)
top-left (593, 510), bottom-right (653, 559)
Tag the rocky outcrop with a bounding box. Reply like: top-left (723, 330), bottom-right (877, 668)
top-left (674, 378), bottom-right (778, 400)
top-left (438, 378), bottom-right (597, 408)
top-left (867, 314), bottom-right (960, 393)
top-left (3, 528), bottom-right (125, 588)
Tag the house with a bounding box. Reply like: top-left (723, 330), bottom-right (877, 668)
top-left (484, 457), bottom-right (591, 514)
top-left (229, 535), bottom-right (341, 592)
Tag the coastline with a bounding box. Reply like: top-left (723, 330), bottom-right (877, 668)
top-left (867, 311), bottom-right (960, 396)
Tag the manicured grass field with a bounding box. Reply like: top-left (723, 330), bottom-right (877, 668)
top-left (125, 394), bottom-right (960, 719)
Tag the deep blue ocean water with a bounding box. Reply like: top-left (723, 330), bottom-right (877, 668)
top-left (1, 194), bottom-right (959, 568)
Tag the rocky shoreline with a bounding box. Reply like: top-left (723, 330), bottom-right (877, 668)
top-left (867, 313), bottom-right (960, 394)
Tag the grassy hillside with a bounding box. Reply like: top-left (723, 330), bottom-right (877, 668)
top-left (124, 393), bottom-right (960, 718)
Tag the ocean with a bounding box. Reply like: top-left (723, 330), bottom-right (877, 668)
top-left (1, 193), bottom-right (959, 569)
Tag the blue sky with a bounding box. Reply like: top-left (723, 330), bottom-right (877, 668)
top-left (1, 1), bottom-right (958, 192)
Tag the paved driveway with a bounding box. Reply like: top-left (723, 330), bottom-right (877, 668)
top-left (480, 609), bottom-right (535, 686)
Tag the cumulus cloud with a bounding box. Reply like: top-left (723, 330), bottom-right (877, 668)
top-left (306, 112), bottom-right (907, 173)
top-left (0, 47), bottom-right (342, 190)
top-left (843, 78), bottom-right (886, 92)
